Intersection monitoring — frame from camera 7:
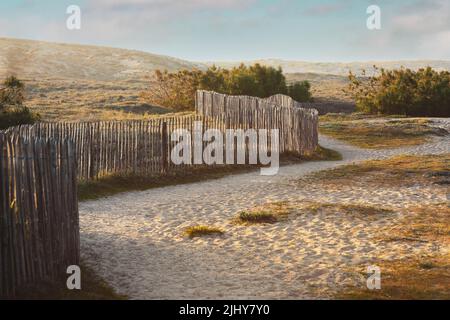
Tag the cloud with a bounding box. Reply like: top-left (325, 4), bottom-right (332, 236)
top-left (389, 0), bottom-right (450, 58)
top-left (303, 3), bottom-right (347, 16)
top-left (86, 0), bottom-right (256, 14)
top-left (347, 0), bottom-right (450, 60)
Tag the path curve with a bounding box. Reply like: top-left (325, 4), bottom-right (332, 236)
top-left (80, 119), bottom-right (449, 299)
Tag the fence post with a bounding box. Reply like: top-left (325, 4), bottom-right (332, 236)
top-left (161, 121), bottom-right (168, 173)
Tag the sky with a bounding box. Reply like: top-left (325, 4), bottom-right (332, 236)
top-left (0, 0), bottom-right (449, 62)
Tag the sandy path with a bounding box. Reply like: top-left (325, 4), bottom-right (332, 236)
top-left (80, 119), bottom-right (449, 299)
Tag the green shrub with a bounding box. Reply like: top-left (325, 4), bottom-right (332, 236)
top-left (287, 81), bottom-right (312, 102)
top-left (348, 67), bottom-right (450, 117)
top-left (0, 106), bottom-right (40, 130)
top-left (142, 64), bottom-right (312, 111)
top-left (0, 76), bottom-right (39, 129)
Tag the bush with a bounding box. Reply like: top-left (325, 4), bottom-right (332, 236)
top-left (287, 81), bottom-right (312, 102)
top-left (142, 64), bottom-right (312, 111)
top-left (0, 76), bottom-right (39, 129)
top-left (0, 106), bottom-right (39, 130)
top-left (348, 67), bottom-right (450, 117)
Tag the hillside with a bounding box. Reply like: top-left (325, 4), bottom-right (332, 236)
top-left (0, 38), bottom-right (204, 82)
top-left (1, 38), bottom-right (449, 121)
top-left (207, 59), bottom-right (450, 76)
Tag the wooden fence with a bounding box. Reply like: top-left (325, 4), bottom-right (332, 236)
top-left (195, 90), bottom-right (319, 155)
top-left (0, 133), bottom-right (79, 297)
top-left (3, 91), bottom-right (319, 181)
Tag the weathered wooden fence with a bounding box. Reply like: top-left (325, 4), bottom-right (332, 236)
top-left (4, 116), bottom-right (280, 180)
top-left (195, 90), bottom-right (319, 155)
top-left (3, 91), bottom-right (318, 181)
top-left (0, 133), bottom-right (79, 297)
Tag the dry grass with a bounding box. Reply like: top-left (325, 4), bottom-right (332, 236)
top-left (337, 203), bottom-right (449, 299)
top-left (338, 254), bottom-right (450, 300)
top-left (23, 79), bottom-right (195, 122)
top-left (184, 225), bottom-right (224, 238)
top-left (319, 117), bottom-right (447, 149)
top-left (319, 112), bottom-right (407, 122)
top-left (308, 154), bottom-right (450, 187)
top-left (235, 201), bottom-right (392, 225)
top-left (304, 202), bottom-right (394, 216)
top-left (234, 202), bottom-right (291, 224)
top-left (380, 204), bottom-right (450, 244)
top-left (286, 73), bottom-right (352, 103)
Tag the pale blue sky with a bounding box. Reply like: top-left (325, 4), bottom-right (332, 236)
top-left (0, 0), bottom-right (449, 61)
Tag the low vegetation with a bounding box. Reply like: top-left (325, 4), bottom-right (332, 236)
top-left (235, 201), bottom-right (393, 225)
top-left (339, 203), bottom-right (449, 300)
top-left (309, 154), bottom-right (450, 186)
top-left (234, 202), bottom-right (291, 224)
top-left (380, 204), bottom-right (449, 244)
top-left (142, 64), bottom-right (312, 111)
top-left (348, 66), bottom-right (450, 117)
top-left (338, 254), bottom-right (450, 300)
top-left (319, 118), bottom-right (447, 149)
top-left (301, 145), bottom-right (343, 161)
top-left (0, 76), bottom-right (39, 129)
top-left (319, 112), bottom-right (406, 122)
top-left (304, 202), bottom-right (394, 216)
top-left (184, 225), bottom-right (224, 238)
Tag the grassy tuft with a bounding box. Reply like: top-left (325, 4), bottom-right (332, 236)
top-left (184, 225), bottom-right (224, 238)
top-left (237, 211), bottom-right (279, 224)
top-left (235, 201), bottom-right (292, 224)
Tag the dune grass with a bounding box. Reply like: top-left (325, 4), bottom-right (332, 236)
top-left (308, 154), bottom-right (450, 186)
top-left (319, 117), bottom-right (447, 149)
top-left (184, 225), bottom-right (224, 238)
top-left (234, 201), bottom-right (291, 224)
top-left (236, 211), bottom-right (279, 224)
top-left (304, 202), bottom-right (394, 216)
top-left (235, 201), bottom-right (393, 225)
top-left (336, 202), bottom-right (449, 300)
top-left (338, 254), bottom-right (450, 300)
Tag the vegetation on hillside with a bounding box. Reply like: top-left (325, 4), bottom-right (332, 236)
top-left (0, 76), bottom-right (39, 129)
top-left (142, 64), bottom-right (312, 111)
top-left (348, 67), bottom-right (450, 116)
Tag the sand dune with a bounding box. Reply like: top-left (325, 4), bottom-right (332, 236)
top-left (0, 38), bottom-right (204, 81)
top-left (79, 119), bottom-right (449, 299)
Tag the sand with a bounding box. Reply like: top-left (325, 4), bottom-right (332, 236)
top-left (79, 118), bottom-right (449, 299)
